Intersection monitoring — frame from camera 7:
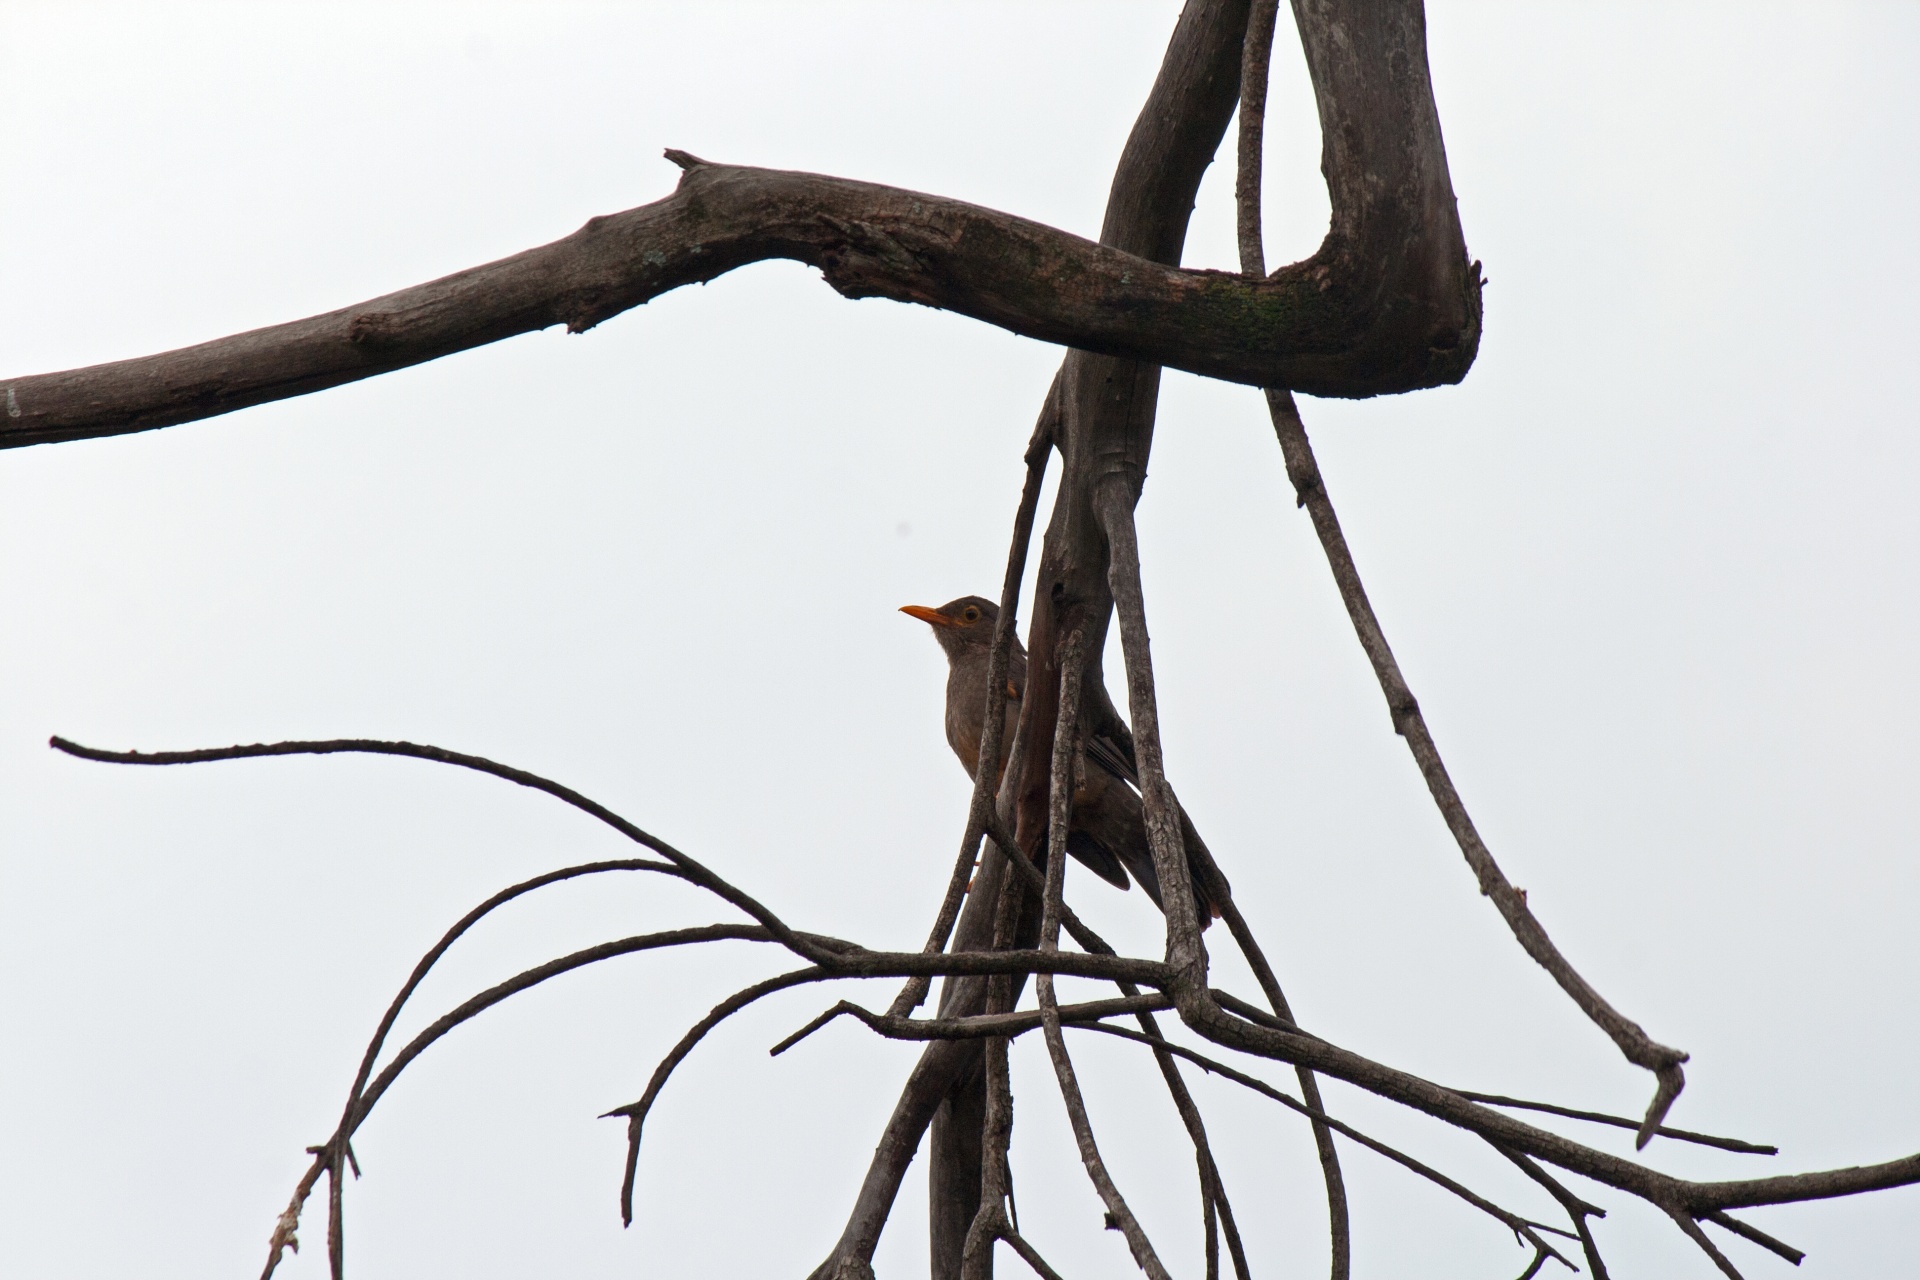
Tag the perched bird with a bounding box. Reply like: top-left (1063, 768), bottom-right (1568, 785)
top-left (901, 595), bottom-right (1220, 926)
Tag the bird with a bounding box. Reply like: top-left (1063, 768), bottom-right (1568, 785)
top-left (901, 594), bottom-right (1221, 927)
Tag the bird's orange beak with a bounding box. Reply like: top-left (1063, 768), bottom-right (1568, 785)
top-left (899, 604), bottom-right (957, 627)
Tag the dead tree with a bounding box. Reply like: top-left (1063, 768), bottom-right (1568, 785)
top-left (11, 3), bottom-right (1919, 1277)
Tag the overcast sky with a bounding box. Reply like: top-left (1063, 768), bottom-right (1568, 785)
top-left (3, 3), bottom-right (1918, 1277)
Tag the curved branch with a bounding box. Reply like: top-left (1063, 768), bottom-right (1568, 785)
top-left (50, 735), bottom-right (841, 966)
top-left (1258, 389), bottom-right (1691, 1141)
top-left (338, 859), bottom-right (682, 1144)
top-left (353, 926), bottom-right (782, 1122)
top-left (262, 923), bottom-right (790, 1280)
top-left (606, 967), bottom-right (830, 1225)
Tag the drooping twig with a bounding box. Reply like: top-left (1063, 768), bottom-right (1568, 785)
top-left (261, 924), bottom-right (803, 1280)
top-left (606, 967), bottom-right (831, 1224)
top-left (1223, 3), bottom-right (1686, 1138)
top-left (339, 860), bottom-right (679, 1130)
top-left (265, 858), bottom-right (695, 1278)
top-left (1182, 988), bottom-right (1920, 1217)
top-left (49, 736), bottom-right (839, 968)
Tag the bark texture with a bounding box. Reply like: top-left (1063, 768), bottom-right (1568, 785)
top-left (1, 8), bottom-right (1476, 451)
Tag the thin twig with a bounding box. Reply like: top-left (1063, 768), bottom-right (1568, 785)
top-left (992, 767), bottom-right (1253, 1279)
top-left (959, 1031), bottom-right (1016, 1280)
top-left (1254, 393), bottom-right (1692, 1143)
top-left (891, 396), bottom-right (1056, 1018)
top-left (1094, 485), bottom-right (1207, 976)
top-left (261, 923), bottom-right (796, 1280)
top-left (1455, 1090), bottom-right (1775, 1156)
top-left (1700, 1210), bottom-right (1805, 1266)
top-left (339, 860), bottom-right (680, 1138)
top-left (1666, 1206), bottom-right (1747, 1280)
top-left (1012, 819), bottom-right (1258, 1280)
top-left (1491, 1145), bottom-right (1611, 1280)
top-left (1236, 0), bottom-right (1279, 280)
top-left (606, 967), bottom-right (830, 1224)
top-left (1003, 1228), bottom-right (1071, 1280)
top-left (1034, 634), bottom-right (1173, 1279)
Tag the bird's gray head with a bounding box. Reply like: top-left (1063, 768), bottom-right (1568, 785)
top-left (899, 595), bottom-right (999, 661)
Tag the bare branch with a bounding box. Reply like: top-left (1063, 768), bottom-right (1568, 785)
top-left (0, 167), bottom-right (1454, 447)
top-left (5, 0), bottom-right (1483, 455)
top-left (1257, 386), bottom-right (1690, 1142)
top-left (1184, 994), bottom-right (1920, 1217)
top-left (261, 924), bottom-right (791, 1280)
top-left (1491, 1144), bottom-right (1612, 1280)
top-left (1078, 1023), bottom-right (1574, 1271)
top-left (1231, 6), bottom-right (1352, 1266)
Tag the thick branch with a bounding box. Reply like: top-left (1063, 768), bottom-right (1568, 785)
top-left (1180, 994), bottom-right (1920, 1216)
top-left (6, 15), bottom-right (1477, 451)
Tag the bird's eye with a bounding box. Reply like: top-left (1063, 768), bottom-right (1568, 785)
top-left (962, 606), bottom-right (982, 623)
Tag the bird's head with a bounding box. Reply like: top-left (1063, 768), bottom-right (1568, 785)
top-left (899, 595), bottom-right (998, 660)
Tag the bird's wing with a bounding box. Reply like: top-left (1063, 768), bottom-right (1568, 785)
top-left (1063, 830), bottom-right (1132, 890)
top-left (1084, 731), bottom-right (1139, 791)
top-left (1083, 680), bottom-right (1141, 791)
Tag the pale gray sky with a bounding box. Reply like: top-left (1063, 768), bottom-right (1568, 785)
top-left (2, 3), bottom-right (1917, 1277)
